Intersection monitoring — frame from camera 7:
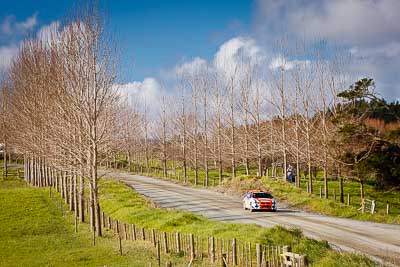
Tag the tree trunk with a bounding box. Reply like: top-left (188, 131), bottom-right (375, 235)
top-left (218, 133), bottom-right (222, 183)
top-left (308, 164), bottom-right (312, 193)
top-left (323, 165), bottom-right (328, 199)
top-left (3, 144), bottom-right (7, 178)
top-left (339, 176), bottom-right (344, 203)
top-left (127, 151), bottom-right (132, 172)
top-left (360, 180), bottom-right (364, 200)
top-left (194, 133), bottom-right (198, 185)
top-left (231, 123), bottom-right (236, 179)
top-left (69, 174), bottom-right (74, 211)
top-left (73, 172), bottom-right (78, 218)
top-left (79, 174), bottom-right (85, 222)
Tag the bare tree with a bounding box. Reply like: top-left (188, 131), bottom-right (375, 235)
top-left (202, 74), bottom-right (210, 186)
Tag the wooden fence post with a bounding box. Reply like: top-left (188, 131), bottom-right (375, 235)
top-left (347, 194), bottom-right (350, 206)
top-left (189, 233), bottom-right (195, 260)
top-left (199, 235), bottom-right (203, 259)
top-left (163, 232), bottom-right (168, 253)
top-left (132, 224), bottom-right (137, 240)
top-left (210, 236), bottom-right (215, 263)
top-left (156, 241), bottom-right (161, 266)
top-left (371, 200), bottom-right (376, 214)
top-left (333, 189), bottom-right (336, 201)
top-left (176, 232), bottom-right (181, 253)
top-left (123, 223), bottom-right (127, 240)
top-left (152, 229), bottom-right (156, 246)
top-left (249, 242), bottom-right (252, 267)
top-left (319, 186), bottom-right (322, 198)
top-left (256, 244), bottom-right (261, 267)
top-left (119, 236), bottom-right (122, 255)
top-left (262, 245), bottom-right (266, 267)
top-left (116, 220), bottom-right (120, 238)
top-left (232, 238), bottom-right (237, 266)
top-left (93, 226), bottom-right (96, 246)
top-left (361, 198), bottom-right (365, 213)
top-left (386, 202), bottom-right (390, 215)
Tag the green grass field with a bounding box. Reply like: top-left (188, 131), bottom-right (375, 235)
top-left (0, 169), bottom-right (188, 267)
top-left (98, 177), bottom-right (377, 267)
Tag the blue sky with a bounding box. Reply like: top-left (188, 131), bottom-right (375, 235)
top-left (107, 0), bottom-right (252, 82)
top-left (1, 0), bottom-right (400, 101)
top-left (0, 0), bottom-right (253, 81)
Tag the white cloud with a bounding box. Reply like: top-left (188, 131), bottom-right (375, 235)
top-left (167, 37), bottom-right (266, 83)
top-left (115, 77), bottom-right (161, 106)
top-left (0, 20), bottom-right (61, 72)
top-left (173, 57), bottom-right (207, 77)
top-left (213, 37), bottom-right (265, 78)
top-left (255, 0), bottom-right (400, 45)
top-left (348, 43), bottom-right (400, 99)
top-left (350, 42), bottom-right (400, 59)
top-left (0, 44), bottom-right (19, 72)
top-left (0, 13), bottom-right (38, 35)
top-left (269, 55), bottom-right (293, 71)
top-left (16, 12), bottom-right (38, 32)
top-left (254, 0), bottom-right (400, 100)
top-left (269, 54), bottom-right (311, 71)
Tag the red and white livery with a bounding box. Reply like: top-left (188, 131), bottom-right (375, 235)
top-left (243, 190), bottom-right (277, 212)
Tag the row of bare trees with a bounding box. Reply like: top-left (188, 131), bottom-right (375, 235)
top-left (117, 44), bottom-right (351, 200)
top-left (0, 5), bottom-right (120, 236)
top-left (0, 3), bottom-right (357, 223)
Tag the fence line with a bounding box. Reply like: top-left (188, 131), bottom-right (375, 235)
top-left (99, 208), bottom-right (307, 266)
top-left (20, 158), bottom-right (307, 266)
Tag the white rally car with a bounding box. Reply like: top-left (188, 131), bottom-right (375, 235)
top-left (243, 190), bottom-right (277, 212)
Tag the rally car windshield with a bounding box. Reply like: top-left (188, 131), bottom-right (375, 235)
top-left (253, 192), bottom-right (273, 198)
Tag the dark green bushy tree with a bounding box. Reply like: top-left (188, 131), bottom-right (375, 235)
top-left (334, 78), bottom-right (400, 190)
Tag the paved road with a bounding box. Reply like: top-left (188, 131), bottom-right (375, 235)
top-left (104, 170), bottom-right (400, 265)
